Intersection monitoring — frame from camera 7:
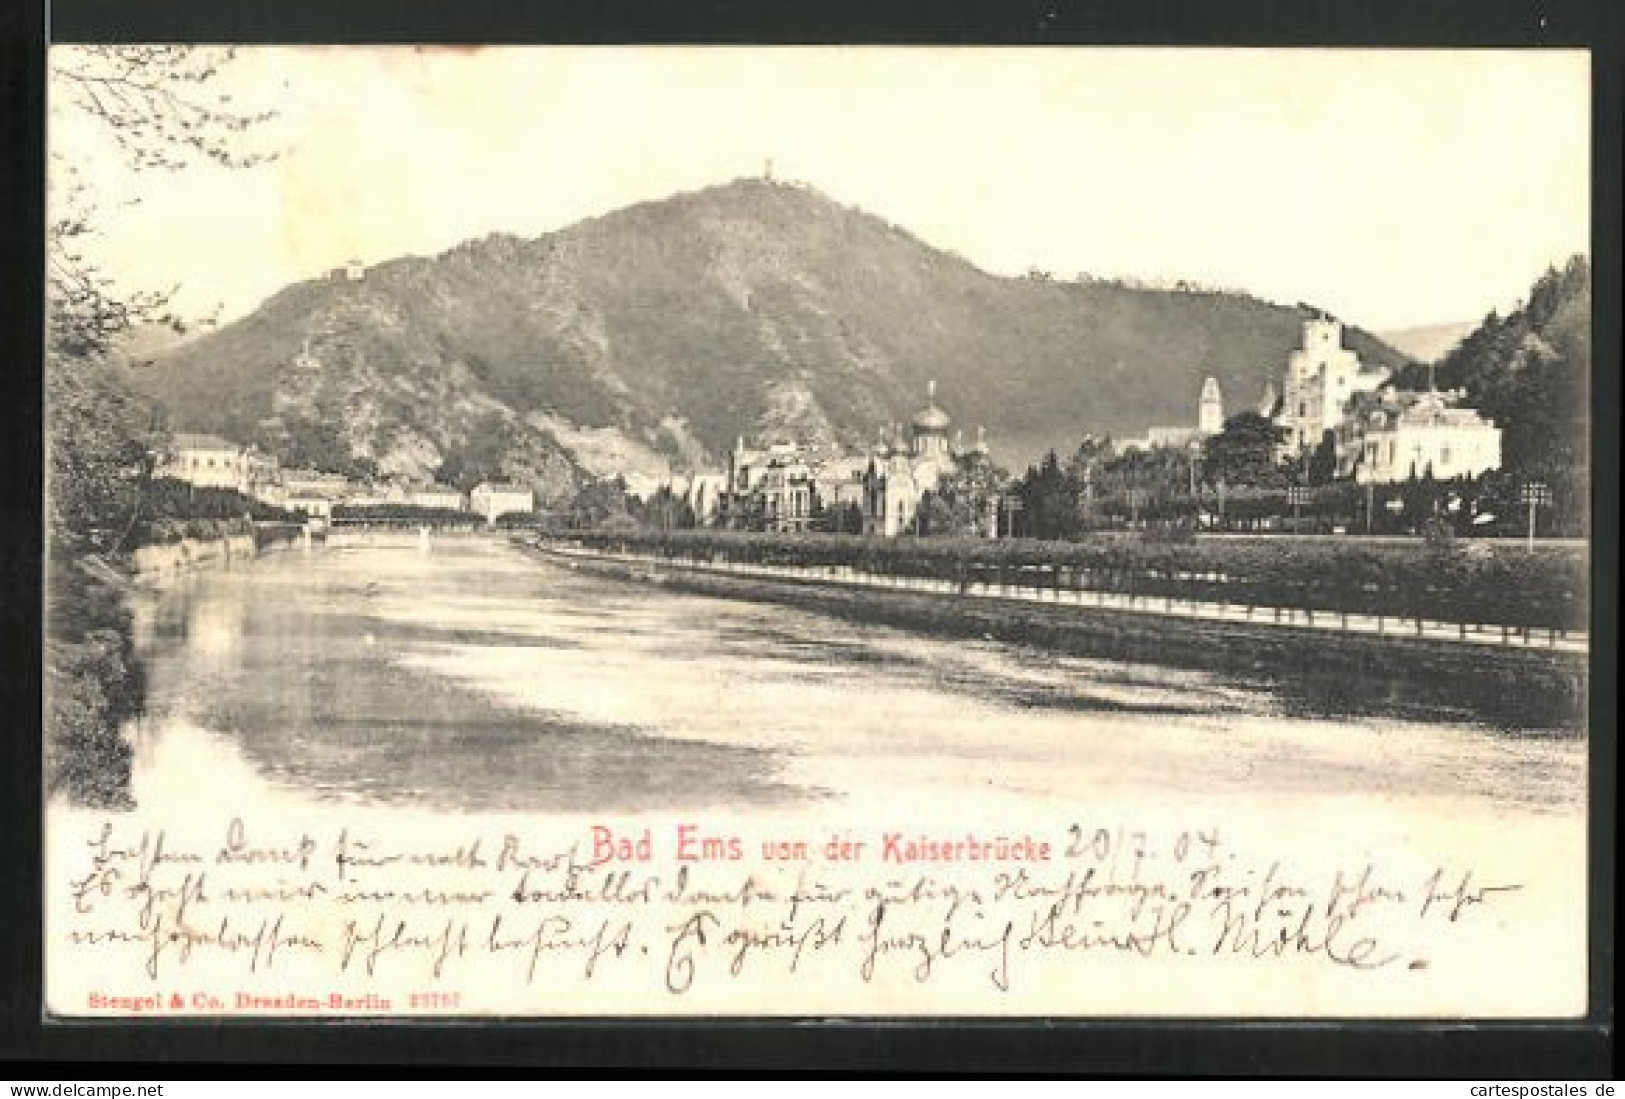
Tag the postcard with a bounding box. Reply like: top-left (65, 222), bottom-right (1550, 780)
top-left (43, 46), bottom-right (1592, 1018)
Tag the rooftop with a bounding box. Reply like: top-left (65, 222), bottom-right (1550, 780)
top-left (170, 432), bottom-right (239, 451)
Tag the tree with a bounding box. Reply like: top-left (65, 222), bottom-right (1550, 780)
top-left (920, 454), bottom-right (1007, 537)
top-left (816, 499), bottom-right (864, 534)
top-left (48, 47), bottom-right (283, 538)
top-left (1307, 429), bottom-right (1340, 486)
top-left (1392, 256), bottom-right (1589, 492)
top-left (49, 47), bottom-right (277, 360)
top-left (1202, 411), bottom-right (1288, 488)
top-left (630, 485), bottom-right (697, 531)
top-left (280, 416), bottom-right (378, 480)
top-left (438, 413), bottom-right (527, 491)
top-left (566, 476), bottom-right (635, 530)
top-left (45, 47), bottom-right (277, 807)
top-left (1063, 434), bottom-right (1112, 523)
top-left (1015, 450), bottom-right (1078, 539)
top-left (1100, 444), bottom-right (1192, 499)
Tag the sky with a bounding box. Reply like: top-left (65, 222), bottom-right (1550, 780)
top-left (50, 46), bottom-right (1591, 333)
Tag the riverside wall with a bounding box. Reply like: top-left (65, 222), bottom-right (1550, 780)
top-left (130, 531), bottom-right (295, 583)
top-left (531, 543), bottom-right (1589, 729)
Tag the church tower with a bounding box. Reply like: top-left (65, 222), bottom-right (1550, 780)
top-left (1199, 377), bottom-right (1224, 435)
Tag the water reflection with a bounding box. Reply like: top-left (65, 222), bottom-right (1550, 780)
top-left (129, 537), bottom-right (1586, 816)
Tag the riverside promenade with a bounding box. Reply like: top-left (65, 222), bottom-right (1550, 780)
top-left (537, 539), bottom-right (1588, 654)
top-left (530, 538), bottom-right (1588, 726)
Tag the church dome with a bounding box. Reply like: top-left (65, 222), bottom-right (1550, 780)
top-left (912, 404), bottom-right (951, 433)
top-left (910, 380), bottom-right (952, 434)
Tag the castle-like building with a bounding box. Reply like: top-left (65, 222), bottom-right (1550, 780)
top-left (1279, 315), bottom-right (1391, 453)
top-left (1111, 314), bottom-right (1501, 486)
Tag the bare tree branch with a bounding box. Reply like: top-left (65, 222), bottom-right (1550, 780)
top-left (48, 46), bottom-right (279, 359)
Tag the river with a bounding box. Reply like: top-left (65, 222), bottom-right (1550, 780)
top-left (123, 534), bottom-right (1586, 822)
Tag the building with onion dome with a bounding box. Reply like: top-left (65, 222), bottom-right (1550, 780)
top-left (717, 381), bottom-right (994, 536)
top-left (862, 381), bottom-right (994, 537)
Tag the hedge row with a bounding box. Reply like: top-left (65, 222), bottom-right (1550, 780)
top-left (559, 531), bottom-right (1587, 632)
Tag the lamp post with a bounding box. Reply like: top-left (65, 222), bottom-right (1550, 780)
top-left (1385, 495), bottom-right (1406, 540)
top-left (1287, 485), bottom-right (1310, 535)
top-left (1520, 480), bottom-right (1551, 551)
top-left (999, 494), bottom-right (1024, 539)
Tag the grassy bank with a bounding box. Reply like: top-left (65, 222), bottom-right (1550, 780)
top-left (44, 552), bottom-right (141, 809)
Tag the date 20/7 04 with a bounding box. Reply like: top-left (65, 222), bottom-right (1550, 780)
top-left (1062, 825), bottom-right (1221, 867)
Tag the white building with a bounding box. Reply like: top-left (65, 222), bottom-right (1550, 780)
top-left (1144, 426), bottom-right (1202, 450)
top-left (812, 454), bottom-right (869, 533)
top-left (341, 482), bottom-right (401, 509)
top-left (155, 433), bottom-right (250, 491)
top-left (282, 494), bottom-right (335, 520)
top-left (404, 484), bottom-right (466, 511)
top-left (1345, 390), bottom-right (1502, 484)
top-left (278, 468), bottom-right (354, 496)
top-left (759, 451), bottom-right (819, 533)
top-left (470, 481), bottom-right (534, 523)
top-left (1280, 316), bottom-right (1389, 453)
top-left (723, 440), bottom-right (829, 532)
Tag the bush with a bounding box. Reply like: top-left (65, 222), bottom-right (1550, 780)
top-left (1421, 516), bottom-right (1456, 550)
top-left (44, 558), bottom-right (141, 808)
top-left (144, 478), bottom-right (294, 524)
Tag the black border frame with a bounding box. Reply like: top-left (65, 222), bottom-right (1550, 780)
top-left (3, 0), bottom-right (1617, 1076)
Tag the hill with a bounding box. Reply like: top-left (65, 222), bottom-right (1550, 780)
top-left (1377, 321), bottom-right (1476, 364)
top-left (132, 177), bottom-right (1410, 501)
